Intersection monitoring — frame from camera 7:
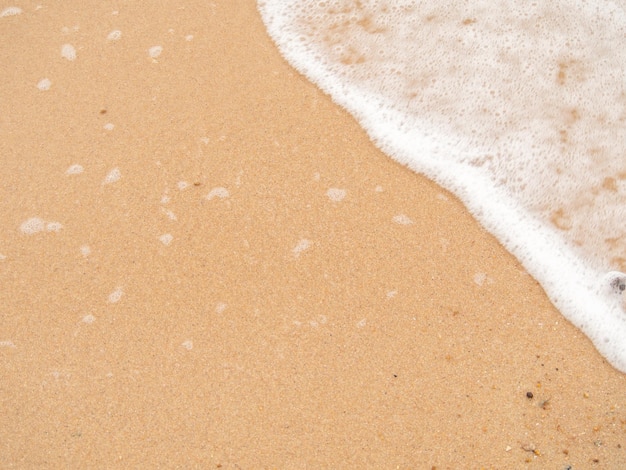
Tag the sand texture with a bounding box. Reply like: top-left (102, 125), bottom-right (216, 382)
top-left (1, 1), bottom-right (625, 468)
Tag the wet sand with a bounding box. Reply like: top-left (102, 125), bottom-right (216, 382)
top-left (1, 1), bottom-right (625, 468)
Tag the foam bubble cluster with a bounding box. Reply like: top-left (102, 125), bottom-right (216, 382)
top-left (0, 6), bottom-right (22, 17)
top-left (20, 217), bottom-right (63, 235)
top-left (258, 0), bottom-right (626, 372)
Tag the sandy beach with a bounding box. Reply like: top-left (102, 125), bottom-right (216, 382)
top-left (1, 1), bottom-right (625, 467)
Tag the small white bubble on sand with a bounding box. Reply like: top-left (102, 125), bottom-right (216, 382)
top-left (37, 78), bottom-right (51, 91)
top-left (473, 272), bottom-right (493, 287)
top-left (206, 187), bottom-right (229, 200)
top-left (106, 30), bottom-right (122, 41)
top-left (45, 221), bottom-right (63, 232)
top-left (108, 287), bottom-right (123, 303)
top-left (111, 10), bottom-right (119, 15)
top-left (386, 290), bottom-right (397, 298)
top-left (20, 217), bottom-right (45, 234)
top-left (309, 315), bottom-right (327, 328)
top-left (160, 194), bottom-right (171, 204)
top-left (103, 167), bottom-right (121, 184)
top-left (356, 318), bottom-right (367, 328)
top-left (326, 188), bottom-right (347, 202)
top-left (0, 340), bottom-right (16, 348)
top-left (474, 272), bottom-right (487, 286)
top-left (1, 6), bottom-right (22, 17)
top-left (0, 253), bottom-right (6, 261)
top-left (181, 340), bottom-right (193, 350)
top-left (161, 208), bottom-right (177, 221)
top-left (375, 185), bottom-right (384, 193)
top-left (392, 214), bottom-right (413, 225)
top-left (292, 239), bottom-right (311, 257)
top-left (80, 245), bottom-right (91, 257)
top-left (66, 164), bottom-right (84, 175)
top-left (61, 43), bottom-right (77, 61)
top-left (177, 181), bottom-right (189, 191)
top-left (103, 123), bottom-right (114, 131)
top-left (148, 45), bottom-right (163, 58)
top-left (436, 193), bottom-right (449, 201)
top-left (82, 314), bottom-right (95, 324)
top-left (313, 172), bottom-right (321, 181)
top-left (159, 233), bottom-right (173, 246)
top-left (215, 302), bottom-right (227, 314)
top-left (185, 34), bottom-right (194, 41)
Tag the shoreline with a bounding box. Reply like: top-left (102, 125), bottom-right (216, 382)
top-left (1, 1), bottom-right (625, 467)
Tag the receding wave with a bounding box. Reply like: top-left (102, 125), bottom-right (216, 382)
top-left (258, 0), bottom-right (626, 372)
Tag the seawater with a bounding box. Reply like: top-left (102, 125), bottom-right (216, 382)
top-left (257, 0), bottom-right (626, 372)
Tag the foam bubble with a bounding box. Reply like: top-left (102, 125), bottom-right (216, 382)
top-left (326, 188), bottom-right (347, 202)
top-left (159, 233), bottom-right (173, 246)
top-left (292, 238), bottom-right (311, 257)
top-left (0, 6), bottom-right (21, 17)
top-left (108, 287), bottom-right (123, 304)
top-left (103, 123), bottom-right (114, 131)
top-left (0, 340), bottom-right (16, 348)
top-left (20, 217), bottom-right (45, 234)
top-left (37, 78), bottom-right (51, 91)
top-left (181, 340), bottom-right (193, 350)
top-left (107, 30), bottom-right (122, 41)
top-left (392, 214), bottom-right (413, 226)
top-left (161, 208), bottom-right (177, 221)
top-left (82, 314), bottom-right (95, 324)
top-left (215, 302), bottom-right (227, 314)
top-left (206, 187), bottom-right (229, 200)
top-left (258, 0), bottom-right (626, 372)
top-left (45, 221), bottom-right (63, 232)
top-left (80, 245), bottom-right (91, 257)
top-left (148, 45), bottom-right (163, 59)
top-left (61, 43), bottom-right (76, 61)
top-left (103, 167), bottom-right (121, 184)
top-left (0, 254), bottom-right (6, 261)
top-left (66, 164), bottom-right (84, 175)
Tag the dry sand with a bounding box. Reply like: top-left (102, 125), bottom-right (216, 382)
top-left (1, 1), bottom-right (625, 468)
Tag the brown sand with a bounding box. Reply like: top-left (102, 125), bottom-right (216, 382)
top-left (1, 1), bottom-right (625, 468)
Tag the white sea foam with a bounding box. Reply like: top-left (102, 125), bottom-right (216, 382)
top-left (159, 233), bottom-right (173, 246)
top-left (36, 78), bottom-right (51, 91)
top-left (103, 167), bottom-right (121, 184)
top-left (61, 43), bottom-right (76, 61)
top-left (0, 6), bottom-right (21, 17)
top-left (392, 214), bottom-right (413, 226)
top-left (20, 217), bottom-right (45, 234)
top-left (258, 0), bottom-right (626, 372)
top-left (108, 287), bottom-right (123, 304)
top-left (107, 30), bottom-right (122, 41)
top-left (148, 45), bottom-right (163, 59)
top-left (66, 164), bottom-right (84, 175)
top-left (20, 217), bottom-right (62, 234)
top-left (206, 187), bottom-right (229, 200)
top-left (326, 187), bottom-right (347, 202)
top-left (292, 238), bottom-right (311, 257)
